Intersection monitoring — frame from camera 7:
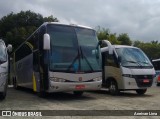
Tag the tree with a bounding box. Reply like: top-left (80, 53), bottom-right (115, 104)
top-left (108, 33), bottom-right (120, 45)
top-left (117, 33), bottom-right (132, 45)
top-left (44, 15), bottom-right (58, 22)
top-left (96, 26), bottom-right (110, 41)
top-left (0, 10), bottom-right (59, 49)
top-left (96, 27), bottom-right (120, 45)
top-left (133, 40), bottom-right (160, 59)
top-left (96, 26), bottom-right (160, 59)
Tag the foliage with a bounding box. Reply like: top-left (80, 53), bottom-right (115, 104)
top-left (97, 27), bottom-right (160, 59)
top-left (117, 33), bottom-right (132, 45)
top-left (133, 40), bottom-right (160, 59)
top-left (0, 10), bottom-right (58, 49)
top-left (96, 26), bottom-right (120, 45)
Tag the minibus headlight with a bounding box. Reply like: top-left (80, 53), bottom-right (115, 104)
top-left (50, 77), bottom-right (66, 82)
top-left (93, 77), bottom-right (102, 81)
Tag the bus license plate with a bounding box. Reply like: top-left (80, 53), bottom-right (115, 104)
top-left (143, 79), bottom-right (149, 83)
top-left (75, 85), bottom-right (85, 89)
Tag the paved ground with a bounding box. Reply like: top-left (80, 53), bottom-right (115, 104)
top-left (0, 86), bottom-right (160, 119)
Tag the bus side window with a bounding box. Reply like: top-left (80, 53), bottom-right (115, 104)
top-left (15, 44), bottom-right (32, 62)
top-left (105, 51), bottom-right (118, 67)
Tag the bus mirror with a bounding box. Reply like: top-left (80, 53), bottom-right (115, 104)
top-left (98, 40), bottom-right (102, 45)
top-left (7, 44), bottom-right (12, 52)
top-left (102, 40), bottom-right (113, 54)
top-left (109, 48), bottom-right (113, 55)
top-left (43, 33), bottom-right (50, 50)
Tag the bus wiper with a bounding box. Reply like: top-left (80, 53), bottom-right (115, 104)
top-left (122, 60), bottom-right (136, 63)
top-left (138, 61), bottom-right (149, 64)
top-left (122, 60), bottom-right (142, 66)
top-left (137, 61), bottom-right (152, 67)
top-left (67, 53), bottom-right (79, 71)
top-left (80, 46), bottom-right (94, 72)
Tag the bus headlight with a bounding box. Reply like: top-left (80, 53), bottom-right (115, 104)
top-left (93, 77), bottom-right (102, 81)
top-left (50, 77), bottom-right (66, 82)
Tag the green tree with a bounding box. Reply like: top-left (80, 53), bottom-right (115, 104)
top-left (96, 27), bottom-right (110, 41)
top-left (108, 33), bottom-right (120, 45)
top-left (133, 40), bottom-right (160, 59)
top-left (117, 33), bottom-right (132, 45)
top-left (0, 10), bottom-right (59, 49)
top-left (44, 15), bottom-right (58, 22)
top-left (96, 27), bottom-right (120, 45)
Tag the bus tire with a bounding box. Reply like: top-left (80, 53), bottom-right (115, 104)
top-left (0, 91), bottom-right (6, 100)
top-left (38, 91), bottom-right (47, 98)
top-left (0, 80), bottom-right (8, 100)
top-left (73, 91), bottom-right (84, 96)
top-left (109, 79), bottom-right (119, 95)
top-left (136, 89), bottom-right (147, 95)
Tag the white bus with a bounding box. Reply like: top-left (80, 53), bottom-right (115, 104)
top-left (101, 40), bottom-right (155, 95)
top-left (152, 59), bottom-right (160, 86)
top-left (0, 39), bottom-right (12, 99)
top-left (11, 22), bottom-right (102, 97)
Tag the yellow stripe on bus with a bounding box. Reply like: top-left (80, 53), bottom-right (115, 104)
top-left (25, 42), bottom-right (34, 50)
top-left (32, 72), bottom-right (37, 92)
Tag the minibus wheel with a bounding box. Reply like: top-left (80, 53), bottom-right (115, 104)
top-left (109, 80), bottom-right (119, 95)
top-left (73, 91), bottom-right (83, 96)
top-left (136, 89), bottom-right (147, 95)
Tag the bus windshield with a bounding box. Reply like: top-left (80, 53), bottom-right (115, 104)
top-left (47, 24), bottom-right (101, 73)
top-left (0, 42), bottom-right (7, 64)
top-left (116, 47), bottom-right (153, 68)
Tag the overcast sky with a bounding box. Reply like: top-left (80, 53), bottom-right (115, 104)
top-left (0, 0), bottom-right (160, 42)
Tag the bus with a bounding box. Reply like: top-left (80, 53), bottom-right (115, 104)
top-left (152, 59), bottom-right (160, 86)
top-left (11, 22), bottom-right (102, 97)
top-left (101, 40), bottom-right (155, 95)
top-left (0, 39), bottom-right (12, 99)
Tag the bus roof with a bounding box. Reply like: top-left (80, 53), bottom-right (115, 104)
top-left (152, 59), bottom-right (160, 62)
top-left (101, 45), bottom-right (139, 52)
top-left (42, 22), bottom-right (93, 30)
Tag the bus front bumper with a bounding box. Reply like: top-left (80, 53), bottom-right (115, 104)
top-left (47, 81), bottom-right (102, 92)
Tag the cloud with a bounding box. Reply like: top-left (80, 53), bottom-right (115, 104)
top-left (0, 0), bottom-right (160, 42)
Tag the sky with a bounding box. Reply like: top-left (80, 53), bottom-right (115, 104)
top-left (0, 0), bottom-right (160, 42)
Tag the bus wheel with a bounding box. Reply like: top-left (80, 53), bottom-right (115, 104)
top-left (0, 81), bottom-right (7, 100)
top-left (136, 89), bottom-right (147, 95)
top-left (109, 80), bottom-right (119, 95)
top-left (0, 91), bottom-right (6, 100)
top-left (38, 90), bottom-right (47, 98)
top-left (73, 91), bottom-right (84, 96)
